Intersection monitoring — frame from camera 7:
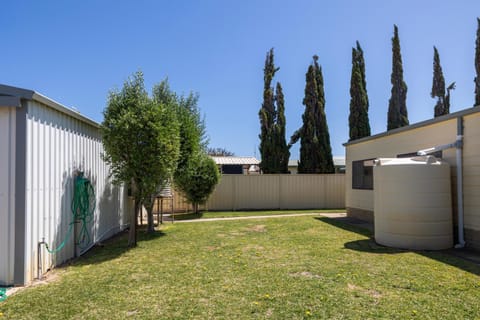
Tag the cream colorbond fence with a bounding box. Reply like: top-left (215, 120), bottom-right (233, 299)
top-left (158, 174), bottom-right (345, 212)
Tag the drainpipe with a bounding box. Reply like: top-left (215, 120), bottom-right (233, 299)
top-left (416, 116), bottom-right (465, 248)
top-left (455, 117), bottom-right (465, 248)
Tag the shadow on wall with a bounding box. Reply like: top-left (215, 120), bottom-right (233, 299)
top-left (315, 216), bottom-right (480, 276)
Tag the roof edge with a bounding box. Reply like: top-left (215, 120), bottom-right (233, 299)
top-left (31, 92), bottom-right (100, 128)
top-left (0, 84), bottom-right (100, 128)
top-left (344, 106), bottom-right (480, 147)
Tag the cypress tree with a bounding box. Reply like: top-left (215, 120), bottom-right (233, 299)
top-left (258, 48), bottom-right (290, 173)
top-left (432, 46), bottom-right (447, 117)
top-left (387, 25), bottom-right (409, 130)
top-left (275, 82), bottom-right (290, 173)
top-left (349, 41), bottom-right (371, 140)
top-left (431, 46), bottom-right (455, 117)
top-left (312, 56), bottom-right (334, 173)
top-left (475, 18), bottom-right (480, 106)
top-left (290, 56), bottom-right (334, 174)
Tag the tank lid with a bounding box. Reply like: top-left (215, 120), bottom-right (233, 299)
top-left (374, 156), bottom-right (443, 166)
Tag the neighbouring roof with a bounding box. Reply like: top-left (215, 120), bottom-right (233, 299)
top-left (211, 156), bottom-right (260, 165)
top-left (288, 156), bottom-right (345, 167)
top-left (0, 83), bottom-right (100, 128)
top-left (343, 106), bottom-right (480, 147)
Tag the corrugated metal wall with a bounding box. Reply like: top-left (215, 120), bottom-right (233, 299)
top-left (24, 100), bottom-right (129, 283)
top-left (155, 174), bottom-right (345, 212)
top-left (0, 108), bottom-right (16, 285)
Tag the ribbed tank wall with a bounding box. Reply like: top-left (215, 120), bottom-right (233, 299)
top-left (24, 100), bottom-right (128, 284)
top-left (374, 157), bottom-right (453, 250)
top-left (0, 108), bottom-right (16, 285)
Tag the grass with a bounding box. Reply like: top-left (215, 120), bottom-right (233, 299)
top-left (171, 209), bottom-right (345, 220)
top-left (1, 215), bottom-right (480, 319)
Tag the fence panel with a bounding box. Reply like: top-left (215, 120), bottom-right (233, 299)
top-left (159, 174), bottom-right (345, 212)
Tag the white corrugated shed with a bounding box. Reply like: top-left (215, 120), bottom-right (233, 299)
top-left (0, 84), bottom-right (130, 285)
top-left (0, 108), bottom-right (16, 285)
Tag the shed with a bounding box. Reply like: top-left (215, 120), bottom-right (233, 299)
top-left (344, 107), bottom-right (480, 249)
top-left (0, 84), bottom-right (129, 286)
top-left (211, 156), bottom-right (260, 174)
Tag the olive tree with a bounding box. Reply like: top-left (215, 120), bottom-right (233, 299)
top-left (102, 71), bottom-right (180, 246)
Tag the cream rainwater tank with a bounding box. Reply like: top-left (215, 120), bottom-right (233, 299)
top-left (373, 156), bottom-right (453, 250)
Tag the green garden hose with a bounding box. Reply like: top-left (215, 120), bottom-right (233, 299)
top-left (44, 172), bottom-right (95, 254)
top-left (0, 287), bottom-right (6, 302)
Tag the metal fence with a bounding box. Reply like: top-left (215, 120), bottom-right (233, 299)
top-left (155, 174), bottom-right (345, 212)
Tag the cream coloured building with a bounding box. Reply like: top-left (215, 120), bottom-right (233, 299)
top-left (344, 107), bottom-right (480, 249)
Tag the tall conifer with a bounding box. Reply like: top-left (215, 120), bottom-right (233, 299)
top-left (275, 82), bottom-right (290, 173)
top-left (349, 41), bottom-right (371, 140)
top-left (432, 46), bottom-right (447, 117)
top-left (431, 47), bottom-right (455, 117)
top-left (387, 25), bottom-right (409, 130)
top-left (290, 56), bottom-right (334, 174)
top-left (258, 48), bottom-right (290, 173)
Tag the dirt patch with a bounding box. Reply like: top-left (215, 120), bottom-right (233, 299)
top-left (347, 283), bottom-right (382, 299)
top-left (7, 269), bottom-right (64, 297)
top-left (245, 225), bottom-right (267, 233)
top-left (205, 246), bottom-right (218, 251)
top-left (289, 271), bottom-right (322, 279)
top-left (242, 244), bottom-right (264, 252)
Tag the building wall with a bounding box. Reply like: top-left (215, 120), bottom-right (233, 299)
top-left (22, 100), bottom-right (129, 284)
top-left (0, 108), bottom-right (16, 285)
top-left (345, 111), bottom-right (480, 248)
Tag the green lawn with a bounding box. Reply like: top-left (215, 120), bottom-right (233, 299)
top-left (171, 209), bottom-right (345, 220)
top-left (1, 216), bottom-right (480, 319)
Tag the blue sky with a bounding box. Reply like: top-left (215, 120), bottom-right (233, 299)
top-left (2, 1), bottom-right (479, 158)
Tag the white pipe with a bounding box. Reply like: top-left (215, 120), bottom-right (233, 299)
top-left (455, 119), bottom-right (466, 248)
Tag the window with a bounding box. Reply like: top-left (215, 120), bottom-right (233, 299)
top-left (352, 159), bottom-right (374, 190)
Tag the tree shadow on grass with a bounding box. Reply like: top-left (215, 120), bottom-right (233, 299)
top-left (315, 216), bottom-right (480, 276)
top-left (73, 228), bottom-right (166, 267)
top-left (169, 212), bottom-right (204, 221)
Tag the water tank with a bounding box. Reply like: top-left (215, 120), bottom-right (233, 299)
top-left (373, 156), bottom-right (453, 250)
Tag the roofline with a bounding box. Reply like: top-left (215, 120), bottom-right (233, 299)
top-left (0, 84), bottom-right (100, 128)
top-left (343, 106), bottom-right (480, 147)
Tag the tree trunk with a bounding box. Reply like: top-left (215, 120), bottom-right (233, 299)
top-left (128, 198), bottom-right (139, 247)
top-left (145, 195), bottom-right (155, 233)
top-left (194, 203), bottom-right (199, 214)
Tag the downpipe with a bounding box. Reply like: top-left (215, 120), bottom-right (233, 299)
top-left (455, 118), bottom-right (465, 248)
top-left (417, 116), bottom-right (465, 248)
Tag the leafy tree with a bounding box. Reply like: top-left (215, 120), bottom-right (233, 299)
top-left (387, 25), bottom-right (409, 130)
top-left (349, 41), bottom-right (371, 141)
top-left (175, 152), bottom-right (220, 213)
top-left (207, 147), bottom-right (235, 156)
top-left (290, 56), bottom-right (334, 173)
top-left (102, 71), bottom-right (180, 246)
top-left (475, 18), bottom-right (480, 106)
top-left (258, 48), bottom-right (290, 173)
top-left (431, 46), bottom-right (455, 117)
top-left (152, 78), bottom-right (219, 213)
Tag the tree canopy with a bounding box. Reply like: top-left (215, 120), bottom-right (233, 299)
top-left (258, 48), bottom-right (290, 173)
top-left (348, 41), bottom-right (371, 141)
top-left (387, 25), bottom-right (409, 130)
top-left (290, 56), bottom-right (334, 174)
top-left (102, 71), bottom-right (180, 246)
